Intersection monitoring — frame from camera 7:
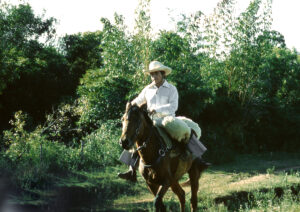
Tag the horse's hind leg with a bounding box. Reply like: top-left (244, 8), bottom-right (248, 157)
top-left (171, 182), bottom-right (185, 212)
top-left (188, 162), bottom-right (201, 212)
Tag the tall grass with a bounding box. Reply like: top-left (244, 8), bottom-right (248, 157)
top-left (0, 112), bottom-right (123, 189)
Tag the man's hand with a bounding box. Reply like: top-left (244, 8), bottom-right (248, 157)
top-left (148, 109), bottom-right (156, 115)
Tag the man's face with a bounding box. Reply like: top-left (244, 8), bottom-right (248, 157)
top-left (150, 71), bottom-right (164, 85)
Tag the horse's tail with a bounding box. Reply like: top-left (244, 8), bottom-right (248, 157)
top-left (181, 157), bottom-right (210, 187)
top-left (180, 179), bottom-right (190, 187)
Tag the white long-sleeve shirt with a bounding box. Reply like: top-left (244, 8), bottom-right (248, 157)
top-left (132, 80), bottom-right (178, 118)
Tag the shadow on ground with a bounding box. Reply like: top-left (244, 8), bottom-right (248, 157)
top-left (214, 184), bottom-right (300, 211)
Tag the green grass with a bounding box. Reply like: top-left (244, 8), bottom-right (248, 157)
top-left (111, 152), bottom-right (300, 211)
top-left (7, 152), bottom-right (300, 211)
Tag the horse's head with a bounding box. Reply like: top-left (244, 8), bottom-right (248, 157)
top-left (119, 102), bottom-right (147, 150)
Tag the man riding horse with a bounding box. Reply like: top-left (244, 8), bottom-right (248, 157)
top-left (118, 61), bottom-right (210, 182)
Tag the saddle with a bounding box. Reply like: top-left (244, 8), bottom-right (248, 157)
top-left (154, 126), bottom-right (190, 159)
top-left (154, 116), bottom-right (202, 159)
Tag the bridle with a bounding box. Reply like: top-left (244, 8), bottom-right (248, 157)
top-left (136, 126), bottom-right (153, 151)
top-left (126, 106), bottom-right (169, 168)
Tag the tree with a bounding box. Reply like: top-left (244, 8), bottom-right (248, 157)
top-left (150, 31), bottom-right (209, 119)
top-left (76, 1), bottom-right (155, 130)
top-left (59, 31), bottom-right (103, 94)
top-left (0, 3), bottom-right (71, 130)
top-left (131, 0), bottom-right (152, 87)
top-left (0, 3), bottom-right (56, 94)
top-left (76, 15), bottom-right (134, 131)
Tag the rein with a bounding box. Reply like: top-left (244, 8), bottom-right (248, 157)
top-left (136, 126), bottom-right (153, 152)
top-left (135, 116), bottom-right (169, 168)
top-left (126, 105), bottom-right (169, 168)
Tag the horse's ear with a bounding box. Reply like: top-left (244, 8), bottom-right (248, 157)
top-left (126, 102), bottom-right (131, 111)
top-left (140, 103), bottom-right (147, 112)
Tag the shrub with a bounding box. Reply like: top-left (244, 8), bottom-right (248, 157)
top-left (43, 100), bottom-right (82, 144)
top-left (2, 111), bottom-right (76, 188)
top-left (79, 120), bottom-right (123, 170)
top-left (1, 110), bottom-right (123, 188)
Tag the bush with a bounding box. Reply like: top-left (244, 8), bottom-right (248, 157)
top-left (1, 111), bottom-right (123, 188)
top-left (43, 100), bottom-right (82, 144)
top-left (79, 120), bottom-right (123, 170)
top-left (2, 111), bottom-right (76, 188)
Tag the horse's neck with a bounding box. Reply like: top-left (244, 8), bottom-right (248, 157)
top-left (137, 119), bottom-right (160, 164)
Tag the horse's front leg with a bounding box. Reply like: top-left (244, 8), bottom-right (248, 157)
top-left (171, 182), bottom-right (185, 212)
top-left (154, 184), bottom-right (169, 212)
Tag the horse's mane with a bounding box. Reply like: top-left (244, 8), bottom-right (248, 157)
top-left (125, 103), bottom-right (153, 126)
top-left (139, 103), bottom-right (153, 126)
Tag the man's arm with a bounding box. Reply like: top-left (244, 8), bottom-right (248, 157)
top-left (131, 87), bottom-right (147, 106)
top-left (155, 86), bottom-right (178, 115)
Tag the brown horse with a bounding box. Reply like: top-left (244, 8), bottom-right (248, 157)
top-left (119, 103), bottom-right (204, 212)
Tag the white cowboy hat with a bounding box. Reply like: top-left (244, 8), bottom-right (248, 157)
top-left (143, 61), bottom-right (172, 76)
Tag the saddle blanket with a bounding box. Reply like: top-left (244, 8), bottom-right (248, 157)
top-left (154, 116), bottom-right (201, 143)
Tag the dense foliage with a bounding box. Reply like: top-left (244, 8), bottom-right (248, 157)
top-left (0, 0), bottom-right (299, 190)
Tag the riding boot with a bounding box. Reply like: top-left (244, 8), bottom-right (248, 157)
top-left (118, 151), bottom-right (139, 183)
top-left (118, 167), bottom-right (137, 183)
top-left (187, 131), bottom-right (211, 171)
top-left (196, 157), bottom-right (211, 172)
